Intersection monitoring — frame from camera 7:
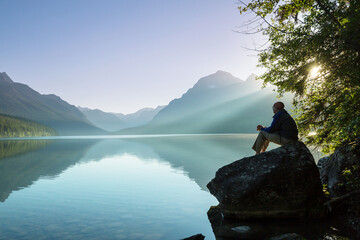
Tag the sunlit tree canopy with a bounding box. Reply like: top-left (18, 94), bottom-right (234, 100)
top-left (238, 0), bottom-right (360, 152)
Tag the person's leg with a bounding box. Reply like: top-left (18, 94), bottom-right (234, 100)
top-left (252, 132), bottom-right (264, 153)
top-left (252, 131), bottom-right (282, 153)
top-left (260, 139), bottom-right (270, 152)
top-left (279, 137), bottom-right (296, 145)
top-left (252, 133), bottom-right (261, 154)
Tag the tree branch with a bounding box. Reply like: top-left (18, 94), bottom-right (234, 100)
top-left (238, 0), bottom-right (312, 37)
top-left (315, 0), bottom-right (342, 28)
top-left (325, 190), bottom-right (360, 213)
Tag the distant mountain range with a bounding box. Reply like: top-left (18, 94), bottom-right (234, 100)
top-left (118, 71), bottom-right (293, 134)
top-left (113, 106), bottom-right (165, 129)
top-left (0, 72), bottom-right (105, 135)
top-left (1, 71), bottom-right (294, 136)
top-left (79, 106), bottom-right (165, 132)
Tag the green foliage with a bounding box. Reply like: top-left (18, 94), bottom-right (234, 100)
top-left (0, 114), bottom-right (56, 138)
top-left (342, 165), bottom-right (360, 192)
top-left (322, 184), bottom-right (330, 196)
top-left (342, 164), bottom-right (360, 215)
top-left (239, 0), bottom-right (360, 152)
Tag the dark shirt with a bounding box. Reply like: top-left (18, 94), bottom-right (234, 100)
top-left (261, 110), bottom-right (282, 133)
top-left (261, 109), bottom-right (299, 140)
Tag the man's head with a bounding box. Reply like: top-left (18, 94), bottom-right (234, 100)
top-left (272, 101), bottom-right (285, 113)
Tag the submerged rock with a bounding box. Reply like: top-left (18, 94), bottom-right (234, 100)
top-left (207, 141), bottom-right (326, 220)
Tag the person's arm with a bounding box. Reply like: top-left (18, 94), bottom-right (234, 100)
top-left (256, 125), bottom-right (264, 131)
top-left (261, 112), bottom-right (281, 133)
top-left (261, 124), bottom-right (272, 133)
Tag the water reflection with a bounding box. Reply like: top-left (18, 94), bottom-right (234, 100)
top-left (0, 140), bottom-right (51, 159)
top-left (0, 139), bottom-right (97, 202)
top-left (0, 135), bottom-right (314, 203)
top-left (0, 134), bottom-right (258, 202)
top-left (123, 134), bottom-right (258, 190)
top-left (0, 136), bottom-right (227, 240)
top-left (0, 135), bottom-right (351, 239)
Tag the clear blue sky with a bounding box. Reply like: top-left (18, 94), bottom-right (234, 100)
top-left (0, 0), bottom-right (264, 114)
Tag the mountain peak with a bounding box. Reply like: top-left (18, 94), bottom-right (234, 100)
top-left (245, 73), bottom-right (257, 81)
top-left (214, 70), bottom-right (232, 75)
top-left (243, 73), bottom-right (265, 89)
top-left (0, 72), bottom-right (14, 85)
top-left (212, 70), bottom-right (241, 79)
top-left (191, 71), bottom-right (243, 92)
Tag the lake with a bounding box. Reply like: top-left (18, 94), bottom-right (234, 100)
top-left (0, 134), bottom-right (350, 239)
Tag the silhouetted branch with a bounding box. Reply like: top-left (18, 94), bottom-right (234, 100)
top-left (315, 0), bottom-right (342, 28)
top-left (237, 0), bottom-right (313, 37)
top-left (325, 190), bottom-right (360, 213)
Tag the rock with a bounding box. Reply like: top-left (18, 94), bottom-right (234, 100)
top-left (318, 141), bottom-right (360, 238)
top-left (318, 142), bottom-right (360, 197)
top-left (207, 206), bottom-right (328, 240)
top-left (207, 141), bottom-right (326, 220)
top-left (207, 205), bottom-right (223, 227)
top-left (181, 234), bottom-right (205, 240)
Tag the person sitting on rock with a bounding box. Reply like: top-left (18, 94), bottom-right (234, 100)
top-left (252, 101), bottom-right (299, 154)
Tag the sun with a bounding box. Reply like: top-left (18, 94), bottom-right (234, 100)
top-left (309, 66), bottom-right (321, 78)
top-left (308, 131), bottom-right (317, 136)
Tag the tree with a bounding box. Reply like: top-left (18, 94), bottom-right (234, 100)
top-left (238, 0), bottom-right (360, 152)
top-left (0, 114), bottom-right (56, 138)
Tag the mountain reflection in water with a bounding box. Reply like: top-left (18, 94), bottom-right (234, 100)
top-left (0, 134), bottom-right (257, 203)
top-left (0, 135), bottom-right (348, 240)
top-left (0, 139), bottom-right (96, 202)
top-left (2, 135), bottom-right (241, 240)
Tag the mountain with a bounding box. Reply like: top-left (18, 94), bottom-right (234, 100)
top-left (0, 72), bottom-right (106, 135)
top-left (118, 71), bottom-right (293, 134)
top-left (114, 106), bottom-right (165, 128)
top-left (79, 106), bottom-right (165, 132)
top-left (78, 107), bottom-right (127, 132)
top-left (145, 71), bottom-right (264, 124)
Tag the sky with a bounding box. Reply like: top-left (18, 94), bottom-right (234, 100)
top-left (0, 0), bottom-right (265, 114)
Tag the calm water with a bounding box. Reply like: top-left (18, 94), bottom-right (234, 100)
top-left (0, 135), bottom-right (350, 240)
top-left (0, 134), bottom-right (259, 240)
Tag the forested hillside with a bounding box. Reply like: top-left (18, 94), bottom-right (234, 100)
top-left (0, 72), bottom-right (106, 135)
top-left (0, 114), bottom-right (56, 138)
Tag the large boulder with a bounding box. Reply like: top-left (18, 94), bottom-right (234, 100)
top-left (207, 141), bottom-right (326, 220)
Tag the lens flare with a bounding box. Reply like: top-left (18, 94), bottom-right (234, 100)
top-left (310, 66), bottom-right (320, 78)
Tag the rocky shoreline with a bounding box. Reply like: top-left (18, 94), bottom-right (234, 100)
top-left (182, 141), bottom-right (360, 240)
top-left (318, 142), bottom-right (360, 238)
